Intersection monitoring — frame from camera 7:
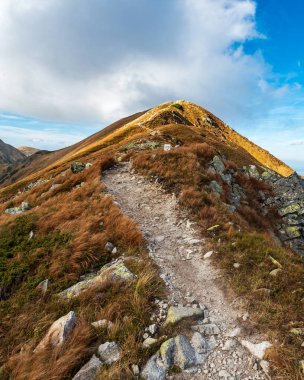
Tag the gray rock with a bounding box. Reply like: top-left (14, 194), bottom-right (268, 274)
top-left (72, 355), bottom-right (102, 380)
top-left (105, 242), bottom-right (115, 253)
top-left (210, 180), bottom-right (223, 196)
top-left (141, 352), bottom-right (166, 380)
top-left (148, 324), bottom-right (157, 335)
top-left (191, 332), bottom-right (208, 364)
top-left (36, 279), bottom-right (50, 295)
top-left (91, 319), bottom-right (114, 330)
top-left (35, 311), bottom-right (77, 352)
top-left (131, 364), bottom-right (140, 376)
top-left (160, 335), bottom-right (196, 370)
top-left (211, 155), bottom-right (225, 173)
top-left (97, 341), bottom-right (121, 364)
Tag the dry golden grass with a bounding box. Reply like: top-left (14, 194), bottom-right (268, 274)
top-left (0, 156), bottom-right (164, 379)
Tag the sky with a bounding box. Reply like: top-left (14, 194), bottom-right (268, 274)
top-left (0, 0), bottom-right (303, 173)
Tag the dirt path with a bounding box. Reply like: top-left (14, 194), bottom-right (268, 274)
top-left (103, 163), bottom-right (268, 380)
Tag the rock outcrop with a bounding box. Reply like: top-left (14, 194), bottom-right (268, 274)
top-left (35, 311), bottom-right (77, 352)
top-left (58, 260), bottom-right (135, 299)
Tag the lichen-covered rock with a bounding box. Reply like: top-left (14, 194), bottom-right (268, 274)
top-left (141, 352), bottom-right (166, 380)
top-left (58, 260), bottom-right (135, 299)
top-left (164, 306), bottom-right (203, 326)
top-left (35, 311), bottom-right (77, 352)
top-left (210, 180), bottom-right (222, 196)
top-left (279, 203), bottom-right (301, 216)
top-left (71, 162), bottom-right (86, 174)
top-left (211, 155), bottom-right (225, 174)
top-left (72, 355), bottom-right (102, 380)
top-left (97, 341), bottom-right (121, 364)
top-left (286, 226), bottom-right (302, 239)
top-left (5, 202), bottom-right (32, 215)
top-left (160, 335), bottom-right (196, 370)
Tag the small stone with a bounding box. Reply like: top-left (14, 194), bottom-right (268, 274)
top-left (222, 339), bottom-right (236, 351)
top-left (269, 268), bottom-right (282, 277)
top-left (91, 319), bottom-right (114, 330)
top-left (105, 242), bottom-right (115, 253)
top-left (143, 337), bottom-right (158, 348)
top-left (131, 364), bottom-right (140, 376)
top-left (233, 263), bottom-right (240, 268)
top-left (29, 230), bottom-right (34, 239)
top-left (36, 279), bottom-right (50, 295)
top-left (204, 251), bottom-right (214, 259)
top-left (97, 341), bottom-right (121, 364)
top-left (143, 333), bottom-right (149, 339)
top-left (240, 340), bottom-right (272, 360)
top-left (148, 324), bottom-right (157, 335)
top-left (227, 327), bottom-right (241, 338)
top-left (299, 360), bottom-right (304, 374)
top-left (260, 360), bottom-right (270, 375)
top-left (192, 323), bottom-right (220, 335)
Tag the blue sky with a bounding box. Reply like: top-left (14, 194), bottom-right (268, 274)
top-left (0, 0), bottom-right (303, 173)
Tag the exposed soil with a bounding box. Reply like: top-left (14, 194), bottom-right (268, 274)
top-left (104, 162), bottom-right (269, 380)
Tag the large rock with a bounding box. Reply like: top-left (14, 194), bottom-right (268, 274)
top-left (160, 335), bottom-right (196, 370)
top-left (164, 306), bottom-right (203, 325)
top-left (97, 341), bottom-right (121, 365)
top-left (35, 311), bottom-right (77, 352)
top-left (72, 355), bottom-right (103, 380)
top-left (59, 260), bottom-right (135, 299)
top-left (211, 155), bottom-right (225, 173)
top-left (141, 352), bottom-right (167, 380)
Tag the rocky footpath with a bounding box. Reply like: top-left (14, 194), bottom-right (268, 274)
top-left (104, 163), bottom-right (271, 380)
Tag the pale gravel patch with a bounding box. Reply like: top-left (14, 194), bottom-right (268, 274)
top-left (103, 163), bottom-right (269, 380)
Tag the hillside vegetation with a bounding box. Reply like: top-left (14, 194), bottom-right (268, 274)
top-left (0, 100), bottom-right (303, 379)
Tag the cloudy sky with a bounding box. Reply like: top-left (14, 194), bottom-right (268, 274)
top-left (0, 0), bottom-right (303, 172)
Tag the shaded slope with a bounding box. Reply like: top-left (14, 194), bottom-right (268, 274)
top-left (0, 139), bottom-right (25, 164)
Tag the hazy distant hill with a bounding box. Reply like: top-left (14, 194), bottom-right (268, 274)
top-left (17, 146), bottom-right (40, 157)
top-left (0, 139), bottom-right (25, 164)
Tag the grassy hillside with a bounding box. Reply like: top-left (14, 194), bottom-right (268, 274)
top-left (0, 100), bottom-right (302, 379)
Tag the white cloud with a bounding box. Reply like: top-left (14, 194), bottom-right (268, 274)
top-left (0, 125), bottom-right (85, 150)
top-left (0, 0), bottom-right (281, 126)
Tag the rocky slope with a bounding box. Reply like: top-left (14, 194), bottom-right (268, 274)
top-left (0, 100), bottom-right (303, 379)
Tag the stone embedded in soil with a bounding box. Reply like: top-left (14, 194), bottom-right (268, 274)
top-left (164, 306), bottom-right (203, 325)
top-left (240, 340), bottom-right (272, 360)
top-left (97, 341), bottom-right (121, 364)
top-left (141, 352), bottom-right (166, 380)
top-left (72, 355), bottom-right (103, 380)
top-left (58, 260), bottom-right (135, 299)
top-left (35, 311), bottom-right (77, 352)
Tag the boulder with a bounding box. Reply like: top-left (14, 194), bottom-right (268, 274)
top-left (141, 352), bottom-right (166, 380)
top-left (71, 162), bottom-right (86, 174)
top-left (160, 335), bottom-right (196, 370)
top-left (97, 341), bottom-right (121, 364)
top-left (58, 260), bottom-right (135, 299)
top-left (5, 202), bottom-right (32, 215)
top-left (35, 311), bottom-right (77, 352)
top-left (191, 332), bottom-right (208, 364)
top-left (72, 355), bottom-right (102, 380)
top-left (164, 306), bottom-right (203, 325)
